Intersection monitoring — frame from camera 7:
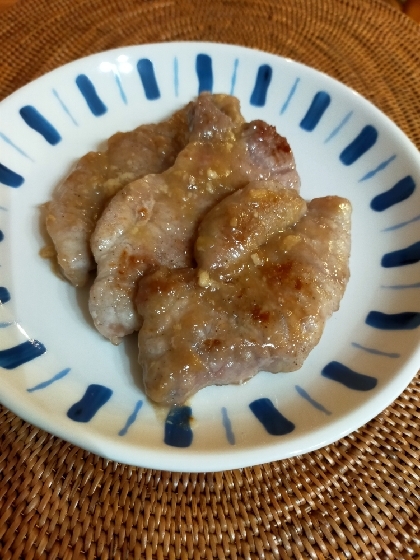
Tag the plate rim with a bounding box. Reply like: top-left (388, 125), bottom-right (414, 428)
top-left (1, 41), bottom-right (420, 472)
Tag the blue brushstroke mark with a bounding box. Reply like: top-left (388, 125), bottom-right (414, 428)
top-left (324, 111), bottom-right (353, 143)
top-left (0, 132), bottom-right (33, 160)
top-left (221, 407), bottom-right (235, 445)
top-left (322, 362), bottom-right (377, 391)
top-left (382, 282), bottom-right (420, 289)
top-left (174, 57), bottom-right (179, 97)
top-left (0, 322), bottom-right (12, 328)
top-left (67, 384), bottom-right (113, 422)
top-left (366, 311), bottom-right (420, 330)
top-left (359, 154), bottom-right (396, 182)
top-left (76, 74), bottom-right (107, 116)
top-left (196, 54), bottom-right (213, 94)
top-left (383, 214), bottom-right (420, 232)
top-left (381, 241), bottom-right (420, 267)
top-left (0, 340), bottom-right (46, 369)
top-left (19, 106), bottom-right (61, 145)
top-left (351, 342), bottom-right (400, 358)
top-left (52, 88), bottom-right (78, 126)
top-left (280, 77), bottom-right (300, 115)
top-left (371, 175), bottom-right (416, 211)
top-left (295, 385), bottom-right (332, 415)
top-left (0, 287), bottom-right (10, 303)
top-left (249, 398), bottom-right (295, 436)
top-left (0, 163), bottom-right (24, 188)
top-left (230, 58), bottom-right (239, 95)
top-left (339, 125), bottom-right (378, 165)
top-left (250, 64), bottom-right (272, 107)
top-left (113, 73), bottom-right (127, 104)
top-left (118, 399), bottom-right (143, 436)
top-left (27, 367), bottom-right (71, 393)
top-left (0, 230), bottom-right (4, 241)
top-left (137, 58), bottom-right (160, 100)
top-left (300, 91), bottom-right (331, 131)
top-left (164, 406), bottom-right (193, 447)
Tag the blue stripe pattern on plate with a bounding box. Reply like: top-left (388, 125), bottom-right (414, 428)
top-left (19, 105), bottom-right (61, 145)
top-left (324, 110), bottom-right (353, 142)
top-left (119, 400), bottom-right (143, 436)
top-left (221, 407), bottom-right (235, 445)
top-left (351, 342), bottom-right (400, 358)
top-left (2, 48), bottom-right (420, 450)
top-left (76, 74), bottom-right (107, 116)
top-left (0, 287), bottom-right (10, 303)
top-left (67, 384), bottom-right (113, 422)
top-left (382, 282), bottom-right (420, 290)
top-left (137, 59), bottom-right (161, 100)
top-left (280, 77), bottom-right (300, 115)
top-left (27, 368), bottom-right (71, 392)
top-left (196, 54), bottom-right (213, 94)
top-left (0, 131), bottom-right (33, 160)
top-left (0, 163), bottom-right (24, 187)
top-left (321, 362), bottom-right (377, 391)
top-left (230, 59), bottom-right (239, 95)
top-left (381, 241), bottom-right (420, 267)
top-left (173, 57), bottom-right (179, 97)
top-left (383, 214), bottom-right (420, 232)
top-left (250, 64), bottom-right (272, 107)
top-left (295, 385), bottom-right (331, 415)
top-left (300, 91), bottom-right (330, 131)
top-left (164, 406), bottom-right (193, 447)
top-left (339, 125), bottom-right (377, 165)
top-left (366, 311), bottom-right (420, 330)
top-left (113, 73), bottom-right (127, 104)
top-left (52, 88), bottom-right (78, 126)
top-left (359, 154), bottom-right (396, 182)
top-left (371, 175), bottom-right (416, 211)
top-left (0, 340), bottom-right (46, 369)
top-left (249, 398), bottom-right (295, 436)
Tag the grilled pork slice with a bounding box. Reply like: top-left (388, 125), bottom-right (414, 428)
top-left (136, 190), bottom-right (351, 405)
top-left (45, 93), bottom-right (244, 287)
top-left (89, 97), bottom-right (300, 344)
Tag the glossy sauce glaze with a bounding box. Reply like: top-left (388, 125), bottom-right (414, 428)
top-left (137, 193), bottom-right (351, 405)
top-left (89, 94), bottom-right (300, 344)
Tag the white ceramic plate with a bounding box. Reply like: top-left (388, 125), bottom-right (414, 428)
top-left (0, 42), bottom-right (419, 472)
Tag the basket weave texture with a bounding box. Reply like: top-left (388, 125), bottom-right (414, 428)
top-left (1, 0), bottom-right (420, 558)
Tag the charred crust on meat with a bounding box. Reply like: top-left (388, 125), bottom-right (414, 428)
top-left (262, 261), bottom-right (294, 284)
top-left (244, 120), bottom-right (292, 154)
top-left (251, 304), bottom-right (270, 324)
top-left (203, 338), bottom-right (222, 351)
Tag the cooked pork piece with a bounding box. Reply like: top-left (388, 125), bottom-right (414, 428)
top-left (89, 97), bottom-right (300, 344)
top-left (45, 93), bottom-right (244, 287)
top-left (195, 181), bottom-right (307, 276)
top-left (136, 191), bottom-right (351, 405)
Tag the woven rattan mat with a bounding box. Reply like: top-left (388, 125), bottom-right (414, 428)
top-left (1, 0), bottom-right (420, 558)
